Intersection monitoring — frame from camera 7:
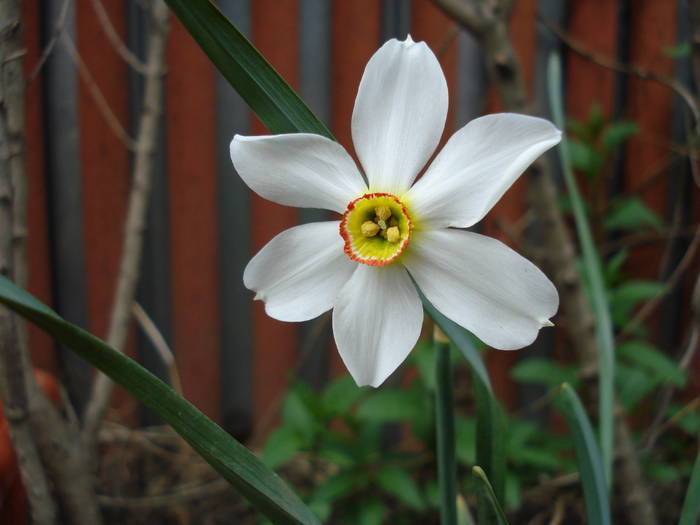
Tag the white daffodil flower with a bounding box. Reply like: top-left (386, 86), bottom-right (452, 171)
top-left (230, 36), bottom-right (561, 387)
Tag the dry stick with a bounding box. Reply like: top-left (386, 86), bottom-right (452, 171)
top-left (88, 0), bottom-right (149, 74)
top-left (82, 0), bottom-right (170, 445)
top-left (0, 3), bottom-right (57, 522)
top-left (430, 2), bottom-right (658, 525)
top-left (62, 33), bottom-right (136, 151)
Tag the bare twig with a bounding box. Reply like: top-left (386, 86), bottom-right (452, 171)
top-left (97, 479), bottom-right (230, 508)
top-left (88, 0), bottom-right (149, 74)
top-left (542, 17), bottom-right (700, 124)
top-left (132, 302), bottom-right (183, 395)
top-left (26, 0), bottom-right (71, 84)
top-left (61, 32), bottom-right (136, 150)
top-left (619, 224), bottom-right (700, 339)
top-left (82, 0), bottom-right (170, 445)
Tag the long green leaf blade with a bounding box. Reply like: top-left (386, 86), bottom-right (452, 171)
top-left (164, 0), bottom-right (332, 139)
top-left (548, 52), bottom-right (615, 488)
top-left (420, 293), bottom-right (492, 393)
top-left (679, 444), bottom-right (700, 525)
top-left (0, 276), bottom-right (319, 525)
top-left (472, 466), bottom-right (509, 525)
top-left (556, 384), bottom-right (611, 525)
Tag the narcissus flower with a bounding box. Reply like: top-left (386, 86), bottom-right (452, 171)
top-left (231, 37), bottom-right (561, 387)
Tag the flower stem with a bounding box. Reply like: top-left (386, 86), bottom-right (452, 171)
top-left (435, 338), bottom-right (457, 525)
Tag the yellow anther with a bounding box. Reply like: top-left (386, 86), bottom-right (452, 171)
top-left (386, 226), bottom-right (400, 243)
top-left (361, 221), bottom-right (380, 237)
top-left (375, 206), bottom-right (391, 221)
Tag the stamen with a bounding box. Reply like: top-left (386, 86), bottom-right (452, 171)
top-left (386, 226), bottom-right (400, 243)
top-left (376, 206), bottom-right (391, 221)
top-left (377, 219), bottom-right (387, 230)
top-left (361, 221), bottom-right (380, 237)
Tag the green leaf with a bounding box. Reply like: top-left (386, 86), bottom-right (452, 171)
top-left (664, 41), bottom-right (691, 59)
top-left (569, 139), bottom-right (603, 178)
top-left (604, 197), bottom-right (663, 232)
top-left (511, 358), bottom-right (579, 388)
top-left (615, 364), bottom-right (657, 410)
top-left (356, 388), bottom-right (426, 423)
top-left (163, 0), bottom-right (332, 139)
top-left (617, 340), bottom-right (686, 387)
top-left (472, 466), bottom-right (509, 525)
top-left (610, 280), bottom-right (665, 326)
top-left (679, 448), bottom-right (700, 525)
top-left (376, 465), bottom-right (425, 510)
top-left (355, 498), bottom-right (385, 525)
top-left (263, 426), bottom-right (304, 468)
top-left (312, 470), bottom-right (356, 503)
top-left (282, 384), bottom-right (318, 444)
top-left (604, 249), bottom-right (628, 286)
top-left (601, 121), bottom-right (638, 150)
top-left (0, 276), bottom-right (320, 525)
top-left (549, 53), bottom-right (615, 487)
top-left (555, 385), bottom-right (611, 525)
top-left (320, 374), bottom-right (366, 414)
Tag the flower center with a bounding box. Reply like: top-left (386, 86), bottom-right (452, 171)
top-left (340, 193), bottom-right (412, 266)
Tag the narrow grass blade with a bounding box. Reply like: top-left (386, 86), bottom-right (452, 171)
top-left (556, 384), bottom-right (611, 525)
top-left (473, 372), bottom-right (506, 523)
top-left (548, 52), bottom-right (615, 488)
top-left (679, 444), bottom-right (700, 525)
top-left (0, 276), bottom-right (319, 525)
top-left (435, 339), bottom-right (457, 525)
top-left (420, 293), bottom-right (492, 394)
top-left (163, 0), bottom-right (332, 139)
top-left (472, 466), bottom-right (509, 525)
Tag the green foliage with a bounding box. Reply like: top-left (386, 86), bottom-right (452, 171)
top-left (604, 197), bottom-right (663, 232)
top-left (511, 358), bottom-right (580, 389)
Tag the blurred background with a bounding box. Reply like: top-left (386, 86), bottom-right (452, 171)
top-left (8, 0), bottom-right (699, 523)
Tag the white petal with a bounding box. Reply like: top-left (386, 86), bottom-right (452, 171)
top-left (231, 133), bottom-right (367, 213)
top-left (332, 264), bottom-right (423, 387)
top-left (244, 221), bottom-right (355, 322)
top-left (404, 229), bottom-right (558, 349)
top-left (408, 114), bottom-right (561, 228)
top-left (352, 37), bottom-right (448, 194)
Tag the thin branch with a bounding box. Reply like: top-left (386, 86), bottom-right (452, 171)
top-left (61, 32), bottom-right (136, 150)
top-left (619, 223), bottom-right (700, 339)
top-left (542, 17), bottom-right (700, 124)
top-left (88, 0), bottom-right (149, 74)
top-left (132, 302), bottom-right (183, 395)
top-left (82, 0), bottom-right (170, 445)
top-left (26, 0), bottom-right (71, 84)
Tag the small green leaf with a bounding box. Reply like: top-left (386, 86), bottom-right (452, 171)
top-left (610, 280), bottom-right (665, 326)
top-left (376, 465), bottom-right (425, 510)
top-left (604, 249), bottom-right (628, 286)
top-left (511, 358), bottom-right (579, 388)
top-left (282, 386), bottom-right (317, 443)
top-left (356, 388), bottom-right (425, 423)
top-left (617, 340), bottom-right (686, 386)
top-left (604, 197), bottom-right (663, 232)
top-left (320, 375), bottom-right (366, 414)
top-left (601, 121), bottom-right (638, 150)
top-left (664, 41), bottom-right (690, 58)
top-left (356, 498), bottom-right (385, 525)
top-left (263, 427), bottom-right (304, 468)
top-left (0, 276), bottom-right (319, 525)
top-left (312, 471), bottom-right (356, 503)
top-left (569, 139), bottom-right (603, 178)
